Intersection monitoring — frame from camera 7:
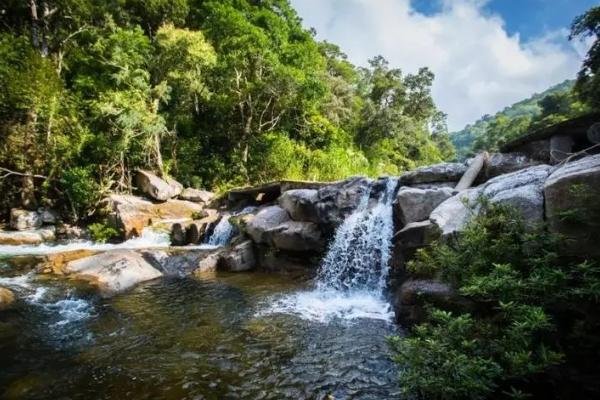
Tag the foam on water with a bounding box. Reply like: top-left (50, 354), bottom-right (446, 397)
top-left (205, 216), bottom-right (235, 246)
top-left (0, 228), bottom-right (171, 257)
top-left (262, 178), bottom-right (398, 323)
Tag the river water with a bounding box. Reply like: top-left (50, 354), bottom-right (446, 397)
top-left (0, 264), bottom-right (401, 400)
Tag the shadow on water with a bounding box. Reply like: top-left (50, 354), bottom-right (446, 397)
top-left (0, 266), bottom-right (401, 400)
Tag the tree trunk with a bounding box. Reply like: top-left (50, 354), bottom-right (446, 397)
top-left (29, 0), bottom-right (40, 51)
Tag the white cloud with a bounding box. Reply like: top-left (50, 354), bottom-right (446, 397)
top-left (290, 0), bottom-right (588, 130)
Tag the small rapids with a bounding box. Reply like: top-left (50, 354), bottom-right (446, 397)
top-left (0, 228), bottom-right (171, 257)
top-left (205, 216), bottom-right (235, 246)
top-left (262, 178), bottom-right (398, 323)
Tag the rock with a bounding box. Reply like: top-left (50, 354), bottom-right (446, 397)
top-left (218, 241), bottom-right (256, 272)
top-left (142, 249), bottom-right (221, 276)
top-left (9, 209), bottom-right (42, 231)
top-left (315, 177), bottom-right (372, 228)
top-left (171, 223), bottom-right (187, 246)
top-left (482, 153), bottom-right (540, 180)
top-left (37, 208), bottom-right (59, 225)
top-left (393, 220), bottom-right (437, 252)
top-left (430, 189), bottom-right (479, 237)
top-left (245, 206), bottom-right (291, 244)
top-left (0, 287), bottom-right (15, 310)
top-left (256, 248), bottom-right (315, 273)
top-left (38, 249), bottom-right (96, 275)
top-left (395, 279), bottom-right (474, 325)
top-left (135, 170), bottom-right (183, 201)
top-left (399, 162), bottom-right (467, 185)
top-left (0, 227), bottom-right (56, 245)
top-left (395, 187), bottom-right (455, 225)
top-left (545, 154), bottom-right (600, 257)
top-left (63, 250), bottom-right (163, 297)
top-left (180, 188), bottom-right (215, 204)
top-left (480, 165), bottom-right (552, 225)
top-left (56, 224), bottom-right (90, 241)
top-left (104, 195), bottom-right (204, 238)
top-left (430, 165), bottom-right (552, 236)
top-left (279, 189), bottom-right (319, 222)
top-left (271, 221), bottom-right (324, 252)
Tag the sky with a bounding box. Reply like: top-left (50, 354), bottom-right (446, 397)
top-left (289, 0), bottom-right (597, 131)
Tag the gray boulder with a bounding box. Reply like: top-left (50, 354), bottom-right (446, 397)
top-left (271, 221), bottom-right (324, 252)
top-left (64, 250), bottom-right (163, 297)
top-left (430, 189), bottom-right (479, 237)
top-left (399, 162), bottom-right (467, 185)
top-left (315, 177), bottom-right (372, 228)
top-left (395, 187), bottom-right (455, 225)
top-left (10, 209), bottom-right (42, 231)
top-left (219, 241), bottom-right (256, 272)
top-left (483, 153), bottom-right (540, 180)
top-left (545, 154), bottom-right (600, 257)
top-left (393, 220), bottom-right (438, 251)
top-left (0, 227), bottom-right (55, 245)
top-left (135, 170), bottom-right (183, 201)
top-left (279, 189), bottom-right (319, 222)
top-left (480, 165), bottom-right (552, 225)
top-left (179, 188), bottom-right (214, 204)
top-left (245, 206), bottom-right (291, 244)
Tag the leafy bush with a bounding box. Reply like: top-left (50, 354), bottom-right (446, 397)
top-left (390, 201), bottom-right (600, 400)
top-left (61, 167), bottom-right (103, 219)
top-left (88, 222), bottom-right (120, 243)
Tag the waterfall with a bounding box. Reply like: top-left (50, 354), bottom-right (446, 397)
top-left (205, 216), bottom-right (235, 246)
top-left (261, 178), bottom-right (398, 323)
top-left (317, 178), bottom-right (396, 293)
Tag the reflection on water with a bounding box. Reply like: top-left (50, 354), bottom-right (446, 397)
top-left (0, 266), bottom-right (401, 400)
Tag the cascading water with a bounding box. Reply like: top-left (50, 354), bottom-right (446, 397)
top-left (262, 178), bottom-right (398, 323)
top-left (205, 216), bottom-right (235, 246)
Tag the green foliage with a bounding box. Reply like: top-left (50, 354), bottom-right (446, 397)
top-left (0, 0), bottom-right (453, 217)
top-left (88, 222), bottom-right (120, 243)
top-left (570, 6), bottom-right (600, 110)
top-left (393, 201), bottom-right (600, 399)
top-left (450, 80), bottom-right (589, 158)
top-left (61, 167), bottom-right (102, 219)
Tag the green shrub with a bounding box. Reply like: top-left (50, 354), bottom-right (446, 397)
top-left (390, 201), bottom-right (600, 400)
top-left (62, 167), bottom-right (102, 219)
top-left (89, 222), bottom-right (120, 243)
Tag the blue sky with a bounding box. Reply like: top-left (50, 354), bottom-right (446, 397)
top-left (291, 0), bottom-right (595, 130)
top-left (412, 0), bottom-right (598, 40)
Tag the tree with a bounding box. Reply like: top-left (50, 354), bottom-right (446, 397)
top-left (570, 6), bottom-right (600, 109)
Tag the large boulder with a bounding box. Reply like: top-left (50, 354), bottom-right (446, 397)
top-left (393, 221), bottom-right (438, 252)
top-left (63, 250), bottom-right (162, 297)
top-left (271, 221), bottom-right (324, 252)
top-left (395, 187), bottom-right (455, 225)
top-left (179, 188), bottom-right (215, 204)
top-left (279, 189), bottom-right (319, 222)
top-left (395, 279), bottom-right (474, 325)
top-left (399, 162), bottom-right (467, 186)
top-left (245, 206), bottom-right (291, 244)
top-left (135, 170), bottom-right (183, 201)
top-left (10, 209), bottom-right (42, 231)
top-left (315, 177), bottom-right (372, 228)
top-left (544, 154), bottom-right (600, 257)
top-left (218, 241), bottom-right (256, 272)
top-left (430, 165), bottom-right (552, 236)
top-left (104, 195), bottom-right (204, 238)
top-left (142, 248), bottom-right (222, 276)
top-left (0, 227), bottom-right (56, 245)
top-left (430, 189), bottom-right (478, 237)
top-left (480, 165), bottom-right (552, 225)
top-left (482, 153), bottom-right (540, 180)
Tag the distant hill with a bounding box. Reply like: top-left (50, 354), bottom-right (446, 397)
top-left (450, 80), bottom-right (576, 159)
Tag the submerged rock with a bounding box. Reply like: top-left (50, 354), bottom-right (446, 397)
top-left (0, 287), bottom-right (16, 310)
top-left (0, 227), bottom-right (56, 245)
top-left (135, 170), bottom-right (183, 201)
top-left (395, 187), bottom-right (455, 225)
top-left (545, 154), bottom-right (600, 257)
top-left (63, 250), bottom-right (163, 297)
top-left (10, 209), bottom-right (42, 231)
top-left (218, 241), bottom-right (256, 272)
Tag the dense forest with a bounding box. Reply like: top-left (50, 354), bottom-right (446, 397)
top-left (0, 0), bottom-right (454, 220)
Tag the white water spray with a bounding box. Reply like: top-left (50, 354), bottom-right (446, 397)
top-left (205, 216), bottom-right (235, 246)
top-left (261, 178), bottom-right (398, 323)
